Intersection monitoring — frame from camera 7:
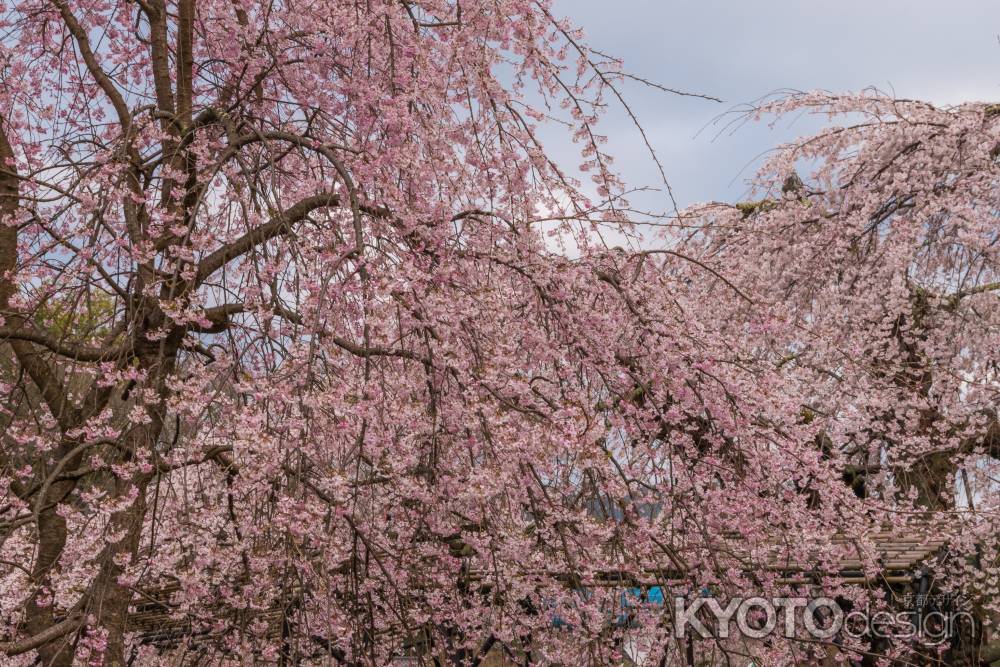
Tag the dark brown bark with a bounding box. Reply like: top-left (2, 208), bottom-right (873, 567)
top-left (176, 0), bottom-right (195, 125)
top-left (0, 112), bottom-right (82, 667)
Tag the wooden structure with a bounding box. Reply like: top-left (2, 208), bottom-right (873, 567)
top-left (126, 530), bottom-right (951, 656)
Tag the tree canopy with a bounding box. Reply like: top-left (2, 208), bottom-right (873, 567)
top-left (0, 1), bottom-right (997, 665)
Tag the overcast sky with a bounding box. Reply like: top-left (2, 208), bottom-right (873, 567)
top-left (551, 0), bottom-right (1000, 210)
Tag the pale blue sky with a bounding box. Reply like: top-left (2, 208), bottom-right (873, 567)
top-left (552, 0), bottom-right (1000, 209)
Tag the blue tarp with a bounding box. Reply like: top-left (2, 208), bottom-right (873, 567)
top-left (552, 586), bottom-right (666, 628)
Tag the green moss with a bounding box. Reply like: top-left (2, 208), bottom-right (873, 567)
top-left (734, 199), bottom-right (776, 218)
top-left (34, 291), bottom-right (116, 342)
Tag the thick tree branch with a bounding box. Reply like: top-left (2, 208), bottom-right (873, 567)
top-left (195, 192), bottom-right (340, 285)
top-left (0, 322), bottom-right (130, 362)
top-left (0, 612), bottom-right (84, 656)
top-left (176, 0), bottom-right (195, 125)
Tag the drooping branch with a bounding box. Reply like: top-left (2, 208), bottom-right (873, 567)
top-left (195, 192), bottom-right (341, 285)
top-left (48, 0), bottom-right (132, 130)
top-left (192, 302), bottom-right (428, 361)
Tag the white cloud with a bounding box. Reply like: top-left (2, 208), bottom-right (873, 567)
top-left (553, 0), bottom-right (1000, 208)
